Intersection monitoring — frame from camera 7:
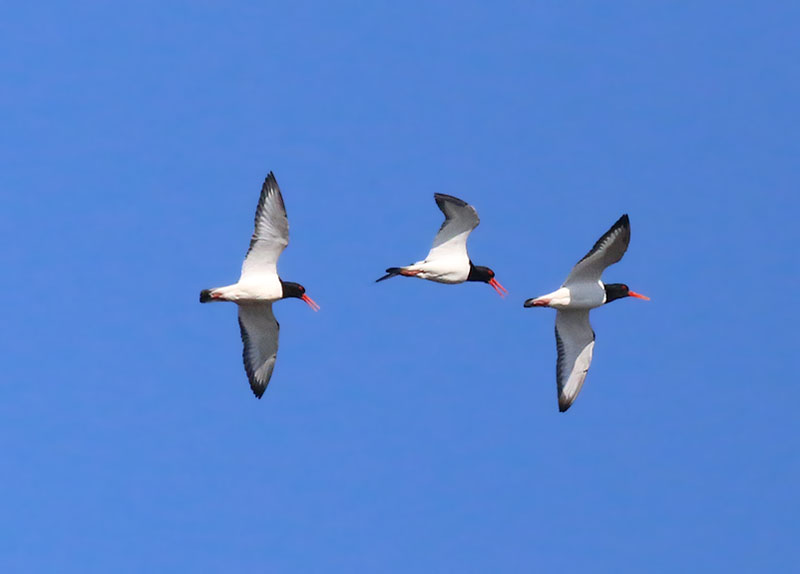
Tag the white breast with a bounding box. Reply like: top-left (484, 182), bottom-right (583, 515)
top-left (212, 274), bottom-right (283, 302)
top-left (409, 255), bottom-right (470, 284)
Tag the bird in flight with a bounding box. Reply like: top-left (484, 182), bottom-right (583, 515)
top-left (376, 193), bottom-right (507, 296)
top-left (200, 172), bottom-right (319, 398)
top-left (524, 214), bottom-right (648, 412)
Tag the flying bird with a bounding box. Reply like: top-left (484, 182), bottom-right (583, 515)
top-left (200, 172), bottom-right (319, 398)
top-left (524, 214), bottom-right (648, 412)
top-left (376, 193), bottom-right (507, 296)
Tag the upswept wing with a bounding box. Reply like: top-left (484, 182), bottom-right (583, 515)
top-left (238, 303), bottom-right (280, 398)
top-left (240, 172), bottom-right (290, 281)
top-left (424, 193), bottom-right (480, 261)
top-left (564, 214), bottom-right (630, 285)
top-left (555, 310), bottom-right (595, 412)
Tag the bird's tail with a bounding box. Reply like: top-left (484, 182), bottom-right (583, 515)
top-left (199, 289), bottom-right (216, 303)
top-left (375, 267), bottom-right (404, 283)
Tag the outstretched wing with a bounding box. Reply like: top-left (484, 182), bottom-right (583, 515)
top-left (564, 214), bottom-right (630, 286)
top-left (423, 193), bottom-right (480, 261)
top-left (555, 310), bottom-right (595, 412)
top-left (239, 172), bottom-right (290, 282)
top-left (238, 303), bottom-right (280, 398)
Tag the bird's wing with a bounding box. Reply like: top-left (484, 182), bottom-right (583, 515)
top-left (423, 193), bottom-right (480, 261)
top-left (239, 172), bottom-right (290, 282)
top-left (238, 303), bottom-right (280, 398)
top-left (563, 214), bottom-right (630, 286)
top-left (555, 310), bottom-right (595, 412)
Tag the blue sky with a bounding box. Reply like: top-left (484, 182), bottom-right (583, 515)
top-left (1, 2), bottom-right (798, 572)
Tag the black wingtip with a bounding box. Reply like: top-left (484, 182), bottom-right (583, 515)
top-left (251, 385), bottom-right (266, 399)
top-left (262, 172), bottom-right (276, 190)
top-left (199, 289), bottom-right (213, 303)
top-left (433, 193), bottom-right (469, 207)
top-left (575, 213), bottom-right (632, 265)
top-left (558, 396), bottom-right (575, 412)
top-left (253, 171), bottom-right (286, 224)
top-left (610, 214), bottom-right (630, 232)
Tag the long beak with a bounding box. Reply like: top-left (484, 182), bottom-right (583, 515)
top-left (628, 290), bottom-right (650, 301)
top-left (488, 277), bottom-right (508, 297)
top-left (301, 294), bottom-right (321, 311)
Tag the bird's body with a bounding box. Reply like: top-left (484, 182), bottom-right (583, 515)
top-left (200, 275), bottom-right (283, 303)
top-left (399, 256), bottom-right (471, 284)
top-left (376, 193), bottom-right (507, 296)
top-left (528, 284), bottom-right (606, 310)
top-left (200, 172), bottom-right (318, 398)
top-left (524, 214), bottom-right (648, 412)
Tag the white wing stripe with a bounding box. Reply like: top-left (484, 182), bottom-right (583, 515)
top-left (238, 303), bottom-right (280, 398)
top-left (424, 193), bottom-right (480, 262)
top-left (240, 172), bottom-right (290, 281)
top-left (563, 214), bottom-right (630, 286)
top-left (555, 310), bottom-right (595, 411)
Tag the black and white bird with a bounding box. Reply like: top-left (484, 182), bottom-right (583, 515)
top-left (376, 193), bottom-right (507, 296)
top-left (524, 214), bottom-right (648, 412)
top-left (200, 172), bottom-right (319, 398)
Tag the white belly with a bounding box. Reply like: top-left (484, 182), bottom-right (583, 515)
top-left (409, 256), bottom-right (469, 284)
top-left (213, 275), bottom-right (283, 302)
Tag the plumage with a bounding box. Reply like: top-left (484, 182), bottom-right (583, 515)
top-left (240, 173), bottom-right (290, 286)
top-left (200, 172), bottom-right (318, 398)
top-left (555, 310), bottom-right (595, 412)
top-left (239, 303), bottom-right (280, 398)
top-left (564, 214), bottom-right (630, 286)
top-left (524, 214), bottom-right (647, 411)
top-left (376, 193), bottom-right (506, 295)
top-left (425, 193), bottom-right (480, 264)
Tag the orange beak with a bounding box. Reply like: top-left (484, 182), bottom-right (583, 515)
top-left (488, 277), bottom-right (508, 297)
top-left (628, 290), bottom-right (650, 301)
top-left (301, 294), bottom-right (321, 311)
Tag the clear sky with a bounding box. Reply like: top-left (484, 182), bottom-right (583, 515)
top-left (1, 2), bottom-right (798, 572)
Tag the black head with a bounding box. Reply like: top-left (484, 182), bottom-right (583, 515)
top-left (467, 263), bottom-right (508, 297)
top-left (467, 263), bottom-right (494, 283)
top-left (280, 280), bottom-right (320, 311)
top-left (280, 280), bottom-right (306, 299)
top-left (604, 283), bottom-right (649, 304)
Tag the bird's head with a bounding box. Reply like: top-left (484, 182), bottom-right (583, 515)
top-left (280, 281), bottom-right (320, 311)
top-left (604, 283), bottom-right (649, 304)
top-left (467, 264), bottom-right (508, 297)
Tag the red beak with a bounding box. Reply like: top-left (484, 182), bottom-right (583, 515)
top-left (301, 294), bottom-right (321, 311)
top-left (628, 290), bottom-right (650, 301)
top-left (488, 277), bottom-right (508, 297)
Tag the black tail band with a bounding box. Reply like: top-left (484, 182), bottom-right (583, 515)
top-left (375, 268), bottom-right (403, 283)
